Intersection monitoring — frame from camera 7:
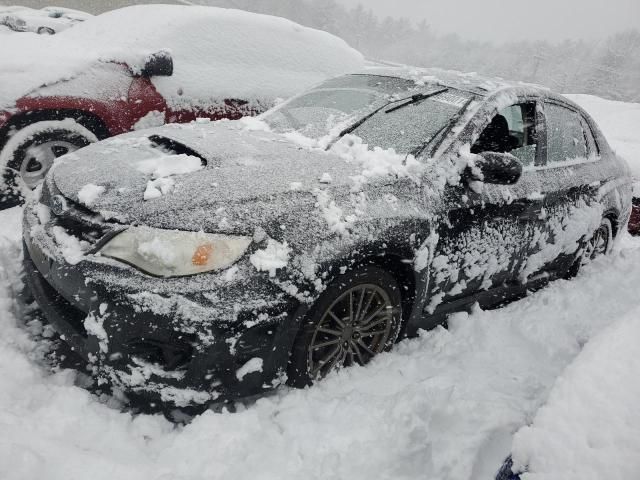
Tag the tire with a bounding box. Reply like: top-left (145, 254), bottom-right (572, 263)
top-left (567, 217), bottom-right (613, 277)
top-left (288, 265), bottom-right (403, 388)
top-left (1, 121), bottom-right (96, 206)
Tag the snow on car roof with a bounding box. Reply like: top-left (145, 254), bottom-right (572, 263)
top-left (361, 61), bottom-right (549, 97)
top-left (0, 4), bottom-right (364, 110)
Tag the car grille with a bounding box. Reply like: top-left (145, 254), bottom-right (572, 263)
top-left (41, 179), bottom-right (114, 247)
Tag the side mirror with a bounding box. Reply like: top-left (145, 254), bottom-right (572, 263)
top-left (466, 151), bottom-right (522, 185)
top-left (140, 51), bottom-right (173, 77)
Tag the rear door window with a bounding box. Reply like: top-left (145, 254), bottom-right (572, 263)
top-left (545, 104), bottom-right (590, 164)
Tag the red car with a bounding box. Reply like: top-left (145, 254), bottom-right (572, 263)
top-left (0, 5), bottom-right (363, 205)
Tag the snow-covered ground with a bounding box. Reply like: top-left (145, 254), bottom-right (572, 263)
top-left (0, 95), bottom-right (638, 480)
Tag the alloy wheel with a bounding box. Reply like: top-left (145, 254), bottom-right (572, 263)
top-left (307, 284), bottom-right (395, 379)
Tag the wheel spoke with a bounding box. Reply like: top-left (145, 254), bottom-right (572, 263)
top-left (317, 326), bottom-right (342, 337)
top-left (327, 310), bottom-right (346, 329)
top-left (354, 288), bottom-right (366, 325)
top-left (356, 339), bottom-right (377, 357)
top-left (324, 346), bottom-right (344, 374)
top-left (347, 345), bottom-right (355, 366)
top-left (360, 302), bottom-right (387, 327)
top-left (357, 290), bottom-right (376, 324)
top-left (311, 346), bottom-right (341, 376)
top-left (349, 290), bottom-right (354, 324)
top-left (312, 338), bottom-right (341, 350)
top-left (360, 329), bottom-right (388, 338)
top-left (351, 341), bottom-right (367, 365)
top-left (359, 313), bottom-right (390, 331)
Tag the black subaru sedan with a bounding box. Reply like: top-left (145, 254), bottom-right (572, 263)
top-left (22, 67), bottom-right (632, 413)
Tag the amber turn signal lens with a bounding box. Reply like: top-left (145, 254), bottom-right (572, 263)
top-left (192, 243), bottom-right (214, 266)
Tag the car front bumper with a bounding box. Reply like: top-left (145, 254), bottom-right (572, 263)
top-left (22, 201), bottom-right (305, 411)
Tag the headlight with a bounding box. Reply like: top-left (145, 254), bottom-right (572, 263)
top-left (99, 226), bottom-right (251, 277)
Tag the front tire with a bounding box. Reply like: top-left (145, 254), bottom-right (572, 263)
top-left (288, 265), bottom-right (402, 388)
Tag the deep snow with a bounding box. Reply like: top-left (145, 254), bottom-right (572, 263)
top-left (0, 95), bottom-right (638, 480)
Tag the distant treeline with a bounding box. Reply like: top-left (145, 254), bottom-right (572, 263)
top-left (198, 0), bottom-right (640, 102)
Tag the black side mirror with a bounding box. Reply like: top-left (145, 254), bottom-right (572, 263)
top-left (140, 51), bottom-right (173, 77)
top-left (466, 151), bottom-right (522, 185)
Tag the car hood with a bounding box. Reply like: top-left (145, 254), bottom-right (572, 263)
top-left (50, 121), bottom-right (369, 233)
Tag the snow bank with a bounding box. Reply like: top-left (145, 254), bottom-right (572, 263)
top-left (0, 5), bottom-right (364, 111)
top-left (511, 309), bottom-right (640, 480)
top-left (2, 200), bottom-right (640, 479)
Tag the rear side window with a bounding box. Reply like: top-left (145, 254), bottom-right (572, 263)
top-left (545, 104), bottom-right (589, 164)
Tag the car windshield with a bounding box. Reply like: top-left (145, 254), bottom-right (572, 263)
top-left (262, 74), bottom-right (474, 155)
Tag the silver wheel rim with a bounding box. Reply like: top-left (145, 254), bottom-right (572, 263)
top-left (581, 223), bottom-right (610, 267)
top-left (308, 284), bottom-right (395, 380)
top-left (20, 140), bottom-right (79, 189)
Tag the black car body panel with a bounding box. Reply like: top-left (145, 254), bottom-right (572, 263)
top-left (22, 69), bottom-right (633, 410)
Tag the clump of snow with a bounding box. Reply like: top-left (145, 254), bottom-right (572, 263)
top-left (77, 183), bottom-right (105, 207)
top-left (240, 117), bottom-right (271, 132)
top-left (314, 188), bottom-right (355, 235)
top-left (136, 153), bottom-right (202, 201)
top-left (133, 110), bottom-right (165, 131)
top-left (50, 225), bottom-right (89, 265)
top-left (236, 357), bottom-right (264, 381)
top-left (331, 135), bottom-right (425, 191)
top-left (144, 177), bottom-right (175, 201)
top-left (250, 239), bottom-right (290, 277)
top-left (83, 309), bottom-right (109, 354)
top-left (136, 154), bottom-right (203, 179)
top-left (319, 172), bottom-right (333, 184)
top-left (137, 237), bottom-right (177, 268)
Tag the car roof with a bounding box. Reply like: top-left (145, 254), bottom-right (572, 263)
top-left (359, 62), bottom-right (557, 99)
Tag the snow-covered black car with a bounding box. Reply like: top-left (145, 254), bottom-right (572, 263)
top-left (22, 68), bottom-right (632, 414)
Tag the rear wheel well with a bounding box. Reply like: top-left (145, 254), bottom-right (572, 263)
top-left (604, 211), bottom-right (619, 238)
top-left (0, 109), bottom-right (110, 149)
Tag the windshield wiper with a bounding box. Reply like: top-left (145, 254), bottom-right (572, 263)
top-left (384, 88), bottom-right (449, 114)
top-left (332, 87), bottom-right (449, 148)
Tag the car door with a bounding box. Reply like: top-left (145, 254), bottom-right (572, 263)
top-left (425, 100), bottom-right (546, 317)
top-left (521, 101), bottom-right (604, 278)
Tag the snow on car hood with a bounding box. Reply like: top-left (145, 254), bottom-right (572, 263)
top-left (50, 121), bottom-right (366, 232)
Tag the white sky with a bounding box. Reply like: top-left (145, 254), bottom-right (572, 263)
top-left (336, 0), bottom-right (640, 43)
